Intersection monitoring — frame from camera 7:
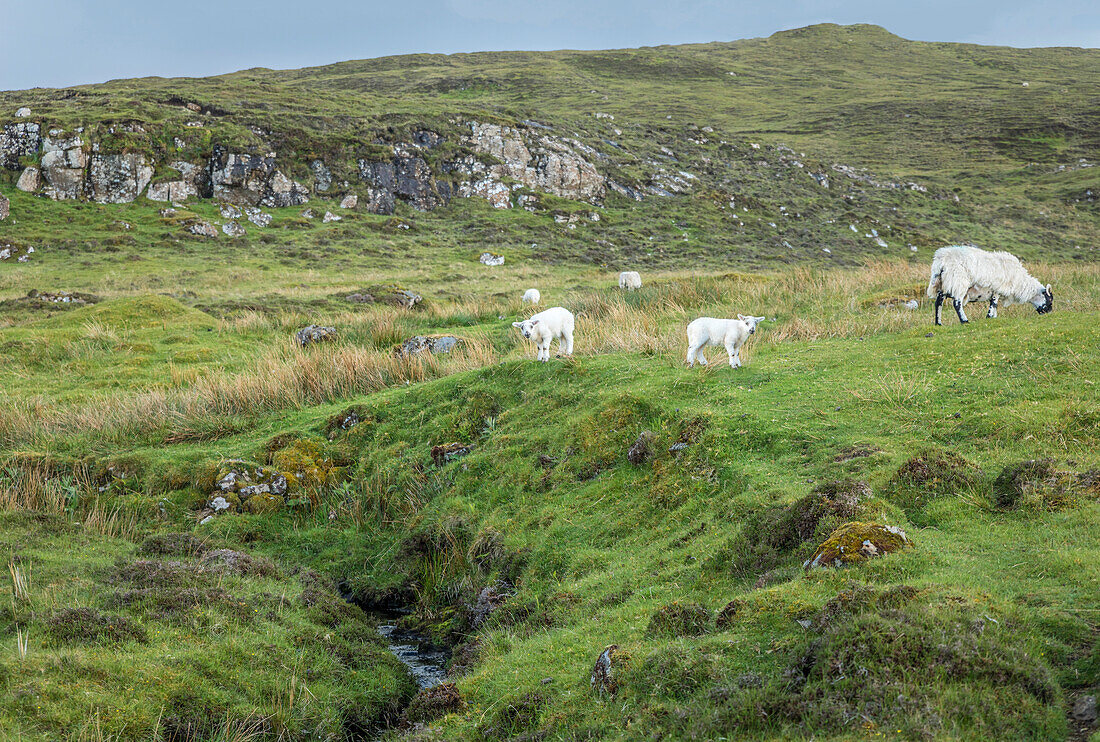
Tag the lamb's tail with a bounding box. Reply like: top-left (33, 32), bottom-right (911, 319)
top-left (926, 256), bottom-right (944, 298)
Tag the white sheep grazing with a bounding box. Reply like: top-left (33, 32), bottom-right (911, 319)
top-left (522, 288), bottom-right (541, 304)
top-left (926, 245), bottom-right (1052, 325)
top-left (618, 271), bottom-right (642, 291)
top-left (686, 315), bottom-right (765, 369)
top-left (512, 307), bottom-right (574, 362)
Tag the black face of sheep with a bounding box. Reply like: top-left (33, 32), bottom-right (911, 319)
top-left (1036, 284), bottom-right (1054, 314)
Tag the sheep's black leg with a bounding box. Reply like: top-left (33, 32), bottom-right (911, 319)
top-left (934, 292), bottom-right (945, 325)
top-left (954, 298), bottom-right (969, 324)
top-left (987, 295), bottom-right (998, 318)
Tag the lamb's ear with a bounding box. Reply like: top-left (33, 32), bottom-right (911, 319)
top-left (512, 322), bottom-right (523, 328)
top-left (1046, 284), bottom-right (1052, 293)
top-left (737, 314), bottom-right (748, 321)
top-left (755, 315), bottom-right (765, 323)
top-left (529, 318), bottom-right (539, 325)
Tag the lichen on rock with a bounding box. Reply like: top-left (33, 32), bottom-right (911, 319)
top-left (803, 521), bottom-right (910, 569)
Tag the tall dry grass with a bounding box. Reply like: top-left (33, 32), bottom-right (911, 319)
top-left (2, 262), bottom-right (1098, 453)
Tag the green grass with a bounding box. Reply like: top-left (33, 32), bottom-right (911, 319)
top-left (2, 21), bottom-right (1099, 741)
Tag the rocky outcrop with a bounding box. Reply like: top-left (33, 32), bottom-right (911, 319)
top-left (88, 153), bottom-right (154, 203)
top-left (147, 161), bottom-right (205, 202)
top-left (40, 135), bottom-right (87, 200)
top-left (452, 122), bottom-right (606, 207)
top-left (0, 193), bottom-right (7, 221)
top-left (358, 144), bottom-right (448, 214)
top-left (1, 122), bottom-right (41, 170)
top-left (209, 149), bottom-right (308, 206)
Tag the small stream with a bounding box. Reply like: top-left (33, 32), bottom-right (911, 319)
top-left (373, 610), bottom-right (449, 689)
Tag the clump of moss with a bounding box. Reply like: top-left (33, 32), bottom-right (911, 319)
top-left (888, 449), bottom-right (980, 511)
top-left (45, 607), bottom-right (147, 645)
top-left (271, 438), bottom-right (338, 498)
top-left (647, 601), bottom-right (711, 637)
top-left (402, 682), bottom-right (465, 724)
top-left (138, 532), bottom-right (206, 557)
top-left (198, 548), bottom-right (277, 577)
top-left (710, 480), bottom-right (868, 577)
top-left (814, 582), bottom-right (921, 630)
top-left (636, 645), bottom-right (720, 700)
top-left (804, 521), bottom-right (910, 569)
top-left (993, 459), bottom-right (1081, 511)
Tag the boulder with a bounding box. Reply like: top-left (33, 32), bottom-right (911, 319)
top-left (1073, 695), bottom-right (1097, 723)
top-left (39, 135), bottom-right (86, 200)
top-left (188, 221), bottom-right (218, 238)
top-left (590, 644), bottom-right (620, 696)
top-left (0, 193), bottom-right (7, 221)
top-left (214, 461), bottom-right (288, 503)
top-left (260, 170), bottom-right (310, 208)
top-left (1, 122), bottom-right (41, 170)
top-left (803, 522), bottom-right (910, 569)
top-left (479, 252), bottom-right (505, 266)
top-left (222, 221), bottom-right (245, 238)
top-left (15, 107), bottom-right (31, 118)
top-left (627, 431), bottom-right (656, 465)
top-left (220, 203), bottom-right (242, 219)
top-left (310, 159), bottom-right (332, 192)
top-left (244, 206), bottom-right (272, 228)
top-left (339, 193), bottom-right (358, 209)
top-left (88, 153), bottom-right (154, 203)
top-left (396, 335), bottom-right (461, 356)
top-left (296, 325), bottom-right (337, 347)
top-left (16, 166), bottom-right (40, 192)
top-left (322, 211), bottom-right (341, 223)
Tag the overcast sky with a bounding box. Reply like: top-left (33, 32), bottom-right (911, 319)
top-left (1, 0), bottom-right (1097, 91)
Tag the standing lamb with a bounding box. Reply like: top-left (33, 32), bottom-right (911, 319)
top-left (512, 307), bottom-right (575, 362)
top-left (926, 245), bottom-right (1052, 325)
top-left (522, 288), bottom-right (541, 304)
top-left (619, 271), bottom-right (642, 291)
top-left (686, 315), bottom-right (765, 369)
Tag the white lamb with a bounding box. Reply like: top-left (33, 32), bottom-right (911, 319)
top-left (926, 245), bottom-right (1053, 325)
top-left (619, 271), bottom-right (642, 291)
top-left (522, 288), bottom-right (541, 304)
top-left (512, 307), bottom-right (575, 362)
top-left (686, 315), bottom-right (765, 369)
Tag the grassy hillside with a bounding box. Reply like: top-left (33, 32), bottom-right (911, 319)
top-left (2, 22), bottom-right (1099, 742)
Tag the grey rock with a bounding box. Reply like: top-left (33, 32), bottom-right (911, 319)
top-left (0, 193), bottom-right (7, 221)
top-left (322, 211), bottom-right (341, 223)
top-left (591, 645), bottom-right (619, 696)
top-left (188, 221), bottom-right (218, 238)
top-left (222, 221), bottom-right (245, 238)
top-left (146, 161), bottom-right (204, 202)
top-left (88, 153), bottom-right (153, 203)
top-left (220, 203), bottom-right (242, 219)
top-left (397, 335), bottom-right (461, 356)
top-left (296, 325), bottom-right (337, 347)
top-left (310, 159), bottom-right (332, 192)
top-left (479, 252), bottom-right (505, 266)
top-left (15, 107), bottom-right (31, 118)
top-left (627, 431), bottom-right (656, 465)
top-left (260, 170), bottom-right (310, 208)
top-left (1073, 695), bottom-right (1096, 723)
top-left (39, 135), bottom-right (86, 200)
top-left (16, 166), bottom-right (40, 192)
top-left (1, 122), bottom-right (41, 170)
top-left (339, 193), bottom-right (358, 209)
top-left (244, 206), bottom-right (272, 228)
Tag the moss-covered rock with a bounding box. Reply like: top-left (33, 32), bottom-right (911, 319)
top-left (244, 493), bottom-right (285, 513)
top-left (271, 438), bottom-right (337, 495)
top-left (803, 521), bottom-right (910, 569)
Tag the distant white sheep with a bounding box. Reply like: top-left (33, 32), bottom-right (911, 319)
top-left (522, 288), bottom-right (541, 304)
top-left (926, 245), bottom-right (1052, 325)
top-left (512, 307), bottom-right (574, 362)
top-left (618, 271), bottom-right (642, 291)
top-left (686, 315), bottom-right (765, 369)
